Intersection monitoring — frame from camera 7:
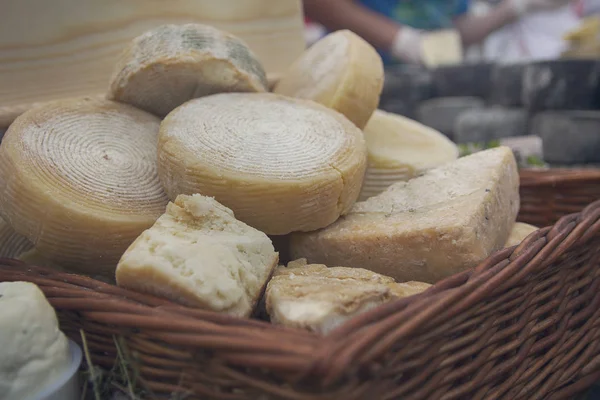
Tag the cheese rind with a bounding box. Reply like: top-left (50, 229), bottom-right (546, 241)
top-left (273, 30), bottom-right (384, 129)
top-left (505, 222), bottom-right (539, 248)
top-left (108, 23), bottom-right (269, 118)
top-left (116, 194), bottom-right (279, 317)
top-left (360, 110), bottom-right (459, 200)
top-left (0, 98), bottom-right (169, 277)
top-left (265, 261), bottom-right (430, 334)
top-left (158, 92), bottom-right (367, 235)
top-left (0, 217), bottom-right (32, 259)
top-left (0, 282), bottom-right (71, 400)
top-left (290, 147), bottom-right (520, 283)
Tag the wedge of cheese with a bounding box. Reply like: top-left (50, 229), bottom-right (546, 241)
top-left (273, 30), bottom-right (384, 129)
top-left (265, 260), bottom-right (431, 334)
top-left (108, 23), bottom-right (269, 118)
top-left (291, 147), bottom-right (520, 284)
top-left (421, 29), bottom-right (463, 68)
top-left (505, 222), bottom-right (539, 248)
top-left (158, 92), bottom-right (367, 235)
top-left (360, 110), bottom-right (459, 200)
top-left (0, 282), bottom-right (71, 400)
top-left (116, 194), bottom-right (279, 318)
top-left (0, 217), bottom-right (32, 259)
top-left (0, 98), bottom-right (169, 277)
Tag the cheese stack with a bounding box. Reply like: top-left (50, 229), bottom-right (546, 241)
top-left (505, 222), bottom-right (539, 248)
top-left (274, 30), bottom-right (384, 129)
top-left (0, 98), bottom-right (169, 277)
top-left (266, 259), bottom-right (431, 334)
top-left (291, 147), bottom-right (520, 284)
top-left (359, 110), bottom-right (459, 201)
top-left (158, 92), bottom-right (367, 235)
top-left (108, 23), bottom-right (269, 118)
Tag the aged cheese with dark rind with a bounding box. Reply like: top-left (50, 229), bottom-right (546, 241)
top-left (108, 23), bottom-right (269, 118)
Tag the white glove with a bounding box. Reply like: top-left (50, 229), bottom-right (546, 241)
top-left (508, 0), bottom-right (574, 16)
top-left (390, 26), bottom-right (423, 64)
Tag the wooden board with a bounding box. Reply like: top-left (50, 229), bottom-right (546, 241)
top-left (0, 0), bottom-right (305, 124)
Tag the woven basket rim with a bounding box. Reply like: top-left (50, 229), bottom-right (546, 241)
top-left (519, 167), bottom-right (600, 186)
top-left (1, 199), bottom-right (599, 387)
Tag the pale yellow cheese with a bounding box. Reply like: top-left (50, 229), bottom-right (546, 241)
top-left (290, 147), bottom-right (520, 284)
top-left (505, 222), bottom-right (539, 248)
top-left (116, 194), bottom-right (279, 318)
top-left (360, 110), bottom-right (459, 200)
top-left (0, 98), bottom-right (169, 277)
top-left (0, 217), bottom-right (32, 259)
top-left (273, 30), bottom-right (384, 129)
top-left (158, 92), bottom-right (367, 235)
top-left (421, 29), bottom-right (463, 68)
top-left (0, 282), bottom-right (71, 400)
top-left (265, 260), bottom-right (431, 334)
top-left (108, 23), bottom-right (269, 118)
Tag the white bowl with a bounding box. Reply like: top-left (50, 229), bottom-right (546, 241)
top-left (32, 339), bottom-right (83, 400)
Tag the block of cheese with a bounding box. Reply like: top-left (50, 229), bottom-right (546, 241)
top-left (290, 147), bottom-right (520, 284)
top-left (158, 92), bottom-right (367, 235)
top-left (505, 222), bottom-right (539, 248)
top-left (265, 260), bottom-right (431, 334)
top-left (0, 217), bottom-right (33, 259)
top-left (421, 29), bottom-right (463, 68)
top-left (0, 282), bottom-right (71, 400)
top-left (0, 98), bottom-right (169, 277)
top-left (116, 194), bottom-right (279, 317)
top-left (108, 23), bottom-right (269, 118)
top-left (273, 30), bottom-right (384, 129)
top-left (359, 110), bottom-right (459, 200)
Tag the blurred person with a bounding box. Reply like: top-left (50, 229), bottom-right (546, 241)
top-left (303, 0), bottom-right (576, 64)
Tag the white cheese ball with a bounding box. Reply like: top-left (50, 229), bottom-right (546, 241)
top-left (0, 282), bottom-right (71, 400)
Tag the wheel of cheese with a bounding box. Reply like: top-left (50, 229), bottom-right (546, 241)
top-left (273, 30), bottom-right (384, 129)
top-left (158, 92), bottom-right (367, 235)
top-left (359, 110), bottom-right (459, 200)
top-left (0, 216), bottom-right (33, 259)
top-left (108, 23), bottom-right (269, 118)
top-left (0, 98), bottom-right (169, 277)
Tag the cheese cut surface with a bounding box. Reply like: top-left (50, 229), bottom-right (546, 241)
top-left (421, 29), bottom-right (463, 68)
top-left (158, 92), bottom-right (367, 235)
top-left (116, 194), bottom-right (279, 317)
top-left (265, 260), bottom-right (431, 334)
top-left (291, 147), bottom-right (520, 284)
top-left (108, 23), bottom-right (269, 118)
top-left (0, 282), bottom-right (71, 400)
top-left (0, 217), bottom-right (32, 259)
top-left (0, 98), bottom-right (169, 277)
top-left (505, 222), bottom-right (539, 248)
top-left (273, 30), bottom-right (384, 129)
top-left (360, 110), bottom-right (459, 200)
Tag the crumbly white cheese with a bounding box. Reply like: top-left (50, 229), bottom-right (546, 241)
top-left (116, 194), bottom-right (279, 317)
top-left (0, 282), bottom-right (71, 400)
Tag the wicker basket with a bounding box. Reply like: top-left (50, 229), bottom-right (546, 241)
top-left (0, 199), bottom-right (599, 400)
top-left (518, 168), bottom-right (600, 227)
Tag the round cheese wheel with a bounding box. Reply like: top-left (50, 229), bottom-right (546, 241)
top-left (158, 92), bottom-right (367, 235)
top-left (273, 30), bottom-right (384, 129)
top-left (360, 110), bottom-right (459, 200)
top-left (108, 23), bottom-right (269, 118)
top-left (0, 216), bottom-right (33, 259)
top-left (0, 98), bottom-right (169, 276)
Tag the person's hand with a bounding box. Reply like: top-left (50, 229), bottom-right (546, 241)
top-left (390, 26), bottom-right (423, 64)
top-left (508, 0), bottom-right (574, 16)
